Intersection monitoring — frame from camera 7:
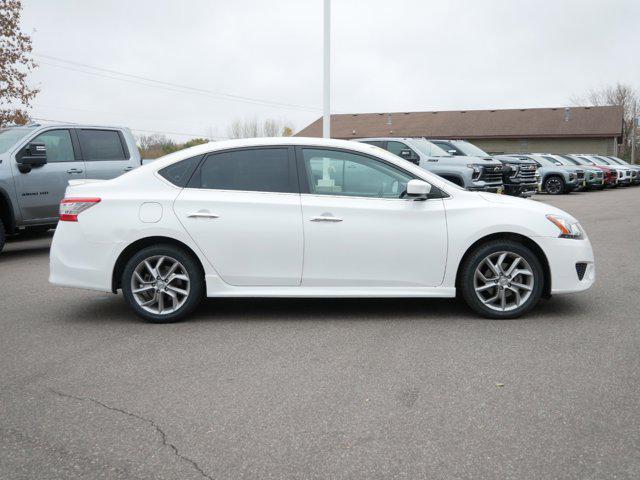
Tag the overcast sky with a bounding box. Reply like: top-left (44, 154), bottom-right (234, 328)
top-left (22, 0), bottom-right (638, 141)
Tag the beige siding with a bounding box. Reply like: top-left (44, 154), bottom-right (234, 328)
top-left (471, 137), bottom-right (615, 155)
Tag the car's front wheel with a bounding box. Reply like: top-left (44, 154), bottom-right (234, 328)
top-left (459, 240), bottom-right (544, 319)
top-left (121, 245), bottom-right (204, 323)
top-left (543, 175), bottom-right (565, 195)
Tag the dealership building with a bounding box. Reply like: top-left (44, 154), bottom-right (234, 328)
top-left (295, 105), bottom-right (624, 156)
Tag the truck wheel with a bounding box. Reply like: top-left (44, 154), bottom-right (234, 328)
top-left (543, 175), bottom-right (564, 195)
top-left (459, 240), bottom-right (544, 319)
top-left (121, 244), bottom-right (204, 323)
top-left (0, 221), bottom-right (5, 253)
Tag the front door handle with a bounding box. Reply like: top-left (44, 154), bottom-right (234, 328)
top-left (187, 212), bottom-right (219, 219)
top-left (123, 166), bottom-right (134, 172)
top-left (310, 215), bottom-right (342, 222)
top-left (67, 168), bottom-right (83, 174)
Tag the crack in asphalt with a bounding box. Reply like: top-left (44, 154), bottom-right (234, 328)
top-left (49, 388), bottom-right (213, 480)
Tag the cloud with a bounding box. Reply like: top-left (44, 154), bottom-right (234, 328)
top-left (21, 0), bottom-right (638, 139)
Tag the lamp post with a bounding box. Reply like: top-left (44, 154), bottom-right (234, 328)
top-left (322, 0), bottom-right (330, 138)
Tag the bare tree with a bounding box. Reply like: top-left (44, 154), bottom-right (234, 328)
top-left (227, 119), bottom-right (244, 139)
top-left (227, 117), bottom-right (295, 138)
top-left (571, 83), bottom-right (638, 157)
top-left (242, 118), bottom-right (260, 138)
top-left (0, 0), bottom-right (39, 128)
top-left (263, 118), bottom-right (280, 137)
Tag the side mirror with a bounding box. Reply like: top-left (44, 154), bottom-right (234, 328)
top-left (17, 142), bottom-right (47, 173)
top-left (399, 149), bottom-right (420, 165)
top-left (406, 179), bottom-right (432, 199)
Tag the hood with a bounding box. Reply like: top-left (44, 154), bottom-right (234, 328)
top-left (477, 191), bottom-right (576, 222)
top-left (430, 154), bottom-right (501, 166)
top-left (497, 156), bottom-right (536, 165)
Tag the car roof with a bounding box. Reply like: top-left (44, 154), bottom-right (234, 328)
top-left (23, 123), bottom-right (131, 131)
top-left (355, 137), bottom-right (420, 141)
top-left (146, 136), bottom-right (409, 169)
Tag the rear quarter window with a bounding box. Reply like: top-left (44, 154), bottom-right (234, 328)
top-left (158, 155), bottom-right (203, 187)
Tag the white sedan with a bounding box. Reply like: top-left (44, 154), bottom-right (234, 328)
top-left (49, 137), bottom-right (595, 322)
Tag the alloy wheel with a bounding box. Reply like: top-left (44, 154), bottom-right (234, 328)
top-left (545, 177), bottom-right (563, 194)
top-left (130, 255), bottom-right (191, 315)
top-left (473, 251), bottom-right (534, 312)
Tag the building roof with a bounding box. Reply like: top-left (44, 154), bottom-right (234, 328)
top-left (295, 106), bottom-right (624, 140)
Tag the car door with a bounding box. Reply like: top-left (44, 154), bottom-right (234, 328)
top-left (77, 128), bottom-right (136, 179)
top-left (12, 128), bottom-right (85, 223)
top-left (173, 146), bottom-right (303, 286)
top-left (297, 147), bottom-right (448, 288)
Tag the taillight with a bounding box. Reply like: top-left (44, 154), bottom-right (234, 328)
top-left (59, 198), bottom-right (101, 222)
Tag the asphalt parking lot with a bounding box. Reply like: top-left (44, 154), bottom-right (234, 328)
top-left (1, 187), bottom-right (639, 480)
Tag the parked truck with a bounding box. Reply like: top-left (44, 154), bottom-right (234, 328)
top-left (430, 139), bottom-right (539, 197)
top-left (355, 137), bottom-right (504, 192)
top-left (0, 123), bottom-right (141, 252)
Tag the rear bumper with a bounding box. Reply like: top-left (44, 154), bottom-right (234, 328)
top-left (535, 236), bottom-right (595, 294)
top-left (49, 222), bottom-right (121, 293)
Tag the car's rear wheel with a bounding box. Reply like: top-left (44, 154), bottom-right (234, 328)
top-left (543, 175), bottom-right (564, 195)
top-left (122, 245), bottom-right (204, 323)
top-left (459, 240), bottom-right (544, 319)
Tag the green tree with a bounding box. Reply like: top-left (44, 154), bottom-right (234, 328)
top-left (0, 0), bottom-right (38, 128)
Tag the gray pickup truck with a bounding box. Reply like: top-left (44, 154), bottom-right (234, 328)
top-left (0, 123), bottom-right (141, 252)
top-left (356, 137), bottom-right (504, 192)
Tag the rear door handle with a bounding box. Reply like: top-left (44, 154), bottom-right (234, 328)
top-left (67, 168), bottom-right (83, 174)
top-left (123, 166), bottom-right (134, 172)
top-left (187, 212), bottom-right (219, 219)
top-left (310, 215), bottom-right (342, 222)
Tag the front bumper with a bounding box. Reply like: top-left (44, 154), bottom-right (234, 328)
top-left (565, 178), bottom-right (580, 191)
top-left (503, 182), bottom-right (538, 197)
top-left (535, 236), bottom-right (595, 294)
top-left (468, 182), bottom-right (503, 193)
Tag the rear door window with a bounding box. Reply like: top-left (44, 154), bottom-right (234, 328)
top-left (78, 129), bottom-right (127, 161)
top-left (193, 148), bottom-right (295, 193)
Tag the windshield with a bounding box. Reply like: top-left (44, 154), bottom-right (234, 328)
top-left (541, 155), bottom-right (565, 166)
top-left (589, 156), bottom-right (610, 166)
top-left (452, 141), bottom-right (489, 157)
top-left (534, 155), bottom-right (561, 166)
top-left (547, 156), bottom-right (572, 166)
top-left (606, 156), bottom-right (625, 165)
top-left (431, 141), bottom-right (463, 155)
top-left (411, 139), bottom-right (452, 157)
top-left (0, 127), bottom-right (36, 154)
top-left (557, 154), bottom-right (580, 166)
top-left (575, 156), bottom-right (595, 165)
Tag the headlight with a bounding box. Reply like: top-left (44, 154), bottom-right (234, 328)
top-left (569, 173), bottom-right (576, 180)
top-left (467, 164), bottom-right (482, 180)
top-left (546, 214), bottom-right (583, 239)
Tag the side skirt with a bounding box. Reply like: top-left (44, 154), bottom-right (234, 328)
top-left (205, 275), bottom-right (456, 298)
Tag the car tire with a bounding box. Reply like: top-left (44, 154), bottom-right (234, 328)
top-left (543, 175), bottom-right (565, 195)
top-left (459, 240), bottom-right (545, 319)
top-left (0, 221), bottom-right (5, 253)
top-left (121, 244), bottom-right (204, 323)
